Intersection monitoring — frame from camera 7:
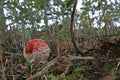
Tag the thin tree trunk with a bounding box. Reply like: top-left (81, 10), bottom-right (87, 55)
top-left (0, 0), bottom-right (7, 45)
top-left (0, 0), bottom-right (6, 31)
top-left (43, 1), bottom-right (48, 30)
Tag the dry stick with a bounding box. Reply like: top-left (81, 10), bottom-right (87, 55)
top-left (10, 55), bottom-right (15, 80)
top-left (26, 50), bottom-right (67, 80)
top-left (0, 57), bottom-right (7, 80)
top-left (69, 56), bottom-right (94, 60)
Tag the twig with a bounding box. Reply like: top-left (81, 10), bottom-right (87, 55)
top-left (3, 52), bottom-right (21, 55)
top-left (26, 50), bottom-right (67, 80)
top-left (115, 62), bottom-right (120, 72)
top-left (79, 74), bottom-right (83, 80)
top-left (0, 56), bottom-right (7, 80)
top-left (10, 55), bottom-right (15, 80)
top-left (68, 56), bottom-right (94, 60)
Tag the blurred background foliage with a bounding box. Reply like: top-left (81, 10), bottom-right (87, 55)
top-left (0, 0), bottom-right (119, 53)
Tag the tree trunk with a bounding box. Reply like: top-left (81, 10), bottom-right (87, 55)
top-left (0, 0), bottom-right (7, 45)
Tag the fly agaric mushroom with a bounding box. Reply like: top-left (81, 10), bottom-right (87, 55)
top-left (23, 39), bottom-right (50, 63)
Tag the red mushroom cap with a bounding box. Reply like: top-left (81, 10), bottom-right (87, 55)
top-left (24, 39), bottom-right (48, 54)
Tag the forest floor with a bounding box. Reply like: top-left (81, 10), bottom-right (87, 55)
top-left (0, 37), bottom-right (120, 80)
